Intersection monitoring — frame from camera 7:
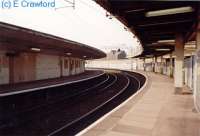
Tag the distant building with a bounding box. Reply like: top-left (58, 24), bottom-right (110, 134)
top-left (106, 49), bottom-right (127, 60)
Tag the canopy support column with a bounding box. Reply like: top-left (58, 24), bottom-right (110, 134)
top-left (174, 33), bottom-right (184, 93)
top-left (170, 53), bottom-right (173, 78)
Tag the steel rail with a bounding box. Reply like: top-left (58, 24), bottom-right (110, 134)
top-left (1, 74), bottom-right (109, 117)
top-left (124, 72), bottom-right (141, 90)
top-left (47, 73), bottom-right (129, 136)
top-left (0, 70), bottom-right (145, 136)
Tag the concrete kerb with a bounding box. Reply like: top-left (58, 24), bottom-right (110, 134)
top-left (0, 71), bottom-right (105, 97)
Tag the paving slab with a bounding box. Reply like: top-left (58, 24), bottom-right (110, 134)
top-left (81, 72), bottom-right (200, 136)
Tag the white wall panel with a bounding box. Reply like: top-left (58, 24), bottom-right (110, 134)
top-left (86, 59), bottom-right (137, 70)
top-left (36, 54), bottom-right (60, 80)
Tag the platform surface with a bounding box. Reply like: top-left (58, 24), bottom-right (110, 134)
top-left (81, 71), bottom-right (200, 136)
top-left (0, 70), bottom-right (103, 96)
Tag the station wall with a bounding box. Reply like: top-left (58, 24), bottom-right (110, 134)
top-left (190, 54), bottom-right (200, 112)
top-left (36, 54), bottom-right (60, 80)
top-left (0, 51), bottom-right (85, 85)
top-left (61, 58), bottom-right (84, 76)
top-left (86, 59), bottom-right (137, 70)
top-left (62, 58), bottom-right (70, 76)
top-left (184, 57), bottom-right (194, 90)
top-left (163, 59), bottom-right (174, 76)
top-left (0, 51), bottom-right (9, 84)
top-left (11, 53), bottom-right (36, 83)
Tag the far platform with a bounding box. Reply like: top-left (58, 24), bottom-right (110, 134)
top-left (80, 71), bottom-right (200, 136)
top-left (0, 70), bottom-right (104, 97)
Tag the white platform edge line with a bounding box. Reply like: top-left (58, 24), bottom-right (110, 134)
top-left (76, 71), bottom-right (148, 136)
top-left (0, 71), bottom-right (105, 97)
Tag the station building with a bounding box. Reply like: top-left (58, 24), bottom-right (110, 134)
top-left (0, 22), bottom-right (106, 85)
top-left (106, 49), bottom-right (127, 60)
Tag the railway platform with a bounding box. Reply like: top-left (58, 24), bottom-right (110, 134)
top-left (0, 70), bottom-right (103, 96)
top-left (80, 71), bottom-right (200, 136)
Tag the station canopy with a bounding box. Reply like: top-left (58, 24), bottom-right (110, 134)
top-left (96, 1), bottom-right (199, 58)
top-left (0, 22), bottom-right (106, 59)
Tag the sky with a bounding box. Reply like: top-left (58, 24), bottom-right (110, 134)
top-left (0, 0), bottom-right (142, 56)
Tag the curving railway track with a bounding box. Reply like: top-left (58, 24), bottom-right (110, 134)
top-left (0, 70), bottom-right (146, 136)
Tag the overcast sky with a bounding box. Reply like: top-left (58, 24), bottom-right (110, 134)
top-left (0, 0), bottom-right (142, 56)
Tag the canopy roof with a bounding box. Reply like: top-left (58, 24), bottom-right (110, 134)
top-left (0, 22), bottom-right (106, 59)
top-left (96, 1), bottom-right (199, 58)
